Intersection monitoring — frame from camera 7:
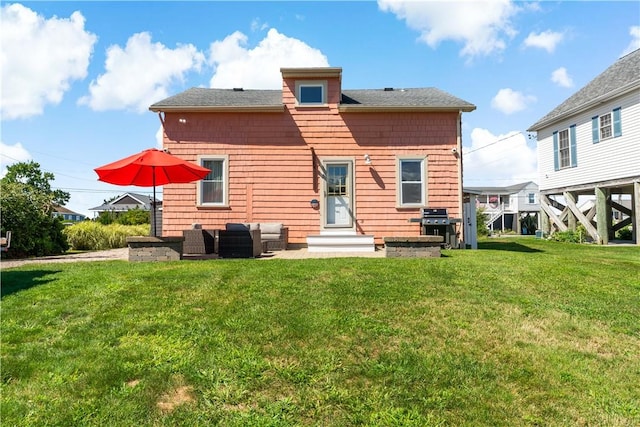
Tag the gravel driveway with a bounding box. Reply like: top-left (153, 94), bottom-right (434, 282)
top-left (1, 248), bottom-right (128, 269)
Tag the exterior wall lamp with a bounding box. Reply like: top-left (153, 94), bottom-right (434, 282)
top-left (363, 154), bottom-right (372, 165)
top-left (310, 199), bottom-right (320, 209)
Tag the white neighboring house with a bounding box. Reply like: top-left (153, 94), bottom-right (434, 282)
top-left (89, 192), bottom-right (162, 236)
top-left (527, 49), bottom-right (640, 245)
top-left (464, 181), bottom-right (540, 234)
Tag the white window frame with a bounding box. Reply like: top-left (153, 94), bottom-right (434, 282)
top-left (197, 154), bottom-right (229, 208)
top-left (557, 129), bottom-right (571, 169)
top-left (396, 156), bottom-right (427, 208)
top-left (295, 80), bottom-right (327, 106)
top-left (599, 112), bottom-right (612, 141)
top-left (527, 193), bottom-right (536, 204)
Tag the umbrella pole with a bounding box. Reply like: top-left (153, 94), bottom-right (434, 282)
top-left (152, 167), bottom-right (157, 237)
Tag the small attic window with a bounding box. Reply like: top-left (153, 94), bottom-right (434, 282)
top-left (295, 81), bottom-right (327, 106)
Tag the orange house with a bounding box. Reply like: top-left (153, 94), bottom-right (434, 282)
top-left (149, 67), bottom-right (475, 251)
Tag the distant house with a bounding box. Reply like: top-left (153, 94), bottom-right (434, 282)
top-left (90, 192), bottom-right (162, 235)
top-left (527, 49), bottom-right (640, 244)
top-left (464, 182), bottom-right (539, 234)
top-left (149, 67), bottom-right (476, 250)
top-left (52, 205), bottom-right (86, 222)
top-left (90, 192), bottom-right (160, 214)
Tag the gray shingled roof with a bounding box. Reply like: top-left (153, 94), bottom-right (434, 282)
top-left (149, 87), bottom-right (475, 111)
top-left (464, 181), bottom-right (537, 195)
top-left (341, 88), bottom-right (475, 111)
top-left (89, 192), bottom-right (160, 212)
top-left (528, 49), bottom-right (640, 131)
top-left (150, 88), bottom-right (282, 109)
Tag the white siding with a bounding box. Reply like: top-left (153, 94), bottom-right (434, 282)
top-left (514, 182), bottom-right (539, 211)
top-left (537, 89), bottom-right (640, 191)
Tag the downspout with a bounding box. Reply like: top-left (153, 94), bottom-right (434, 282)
top-left (457, 110), bottom-right (464, 248)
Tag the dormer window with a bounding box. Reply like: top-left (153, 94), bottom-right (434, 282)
top-left (296, 81), bottom-right (327, 106)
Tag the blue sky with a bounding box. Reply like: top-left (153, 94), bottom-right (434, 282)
top-left (2, 1), bottom-right (639, 217)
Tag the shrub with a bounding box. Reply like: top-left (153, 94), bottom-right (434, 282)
top-left (96, 208), bottom-right (150, 226)
top-left (117, 207), bottom-right (150, 225)
top-left (64, 222), bottom-right (149, 250)
top-left (616, 226), bottom-right (632, 241)
top-left (476, 207), bottom-right (489, 237)
top-left (550, 225), bottom-right (589, 244)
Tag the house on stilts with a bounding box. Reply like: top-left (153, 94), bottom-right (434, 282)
top-left (527, 49), bottom-right (640, 245)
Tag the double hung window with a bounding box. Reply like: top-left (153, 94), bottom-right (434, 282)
top-left (553, 125), bottom-right (577, 170)
top-left (592, 107), bottom-right (621, 143)
top-left (397, 157), bottom-right (426, 206)
top-left (599, 113), bottom-right (612, 140)
top-left (558, 129), bottom-right (571, 169)
top-left (197, 155), bottom-right (228, 207)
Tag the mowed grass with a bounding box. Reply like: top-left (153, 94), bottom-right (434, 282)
top-left (1, 238), bottom-right (639, 426)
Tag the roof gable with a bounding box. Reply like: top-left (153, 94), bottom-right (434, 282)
top-left (89, 192), bottom-right (160, 211)
top-left (528, 49), bottom-right (640, 131)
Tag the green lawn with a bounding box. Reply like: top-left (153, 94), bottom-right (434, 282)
top-left (1, 238), bottom-right (639, 426)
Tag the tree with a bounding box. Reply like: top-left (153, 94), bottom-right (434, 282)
top-left (476, 207), bottom-right (489, 237)
top-left (0, 161), bottom-right (70, 257)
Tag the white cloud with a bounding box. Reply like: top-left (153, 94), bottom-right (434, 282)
top-left (621, 26), bottom-right (640, 57)
top-left (0, 142), bottom-right (32, 177)
top-left (250, 18), bottom-right (269, 32)
top-left (0, 4), bottom-right (96, 120)
top-left (209, 28), bottom-right (329, 89)
top-left (79, 32), bottom-right (205, 112)
top-left (491, 88), bottom-right (536, 114)
top-left (463, 129), bottom-right (537, 186)
top-left (551, 67), bottom-right (573, 88)
top-left (523, 30), bottom-right (564, 53)
top-left (155, 125), bottom-right (164, 149)
top-left (378, 0), bottom-right (518, 59)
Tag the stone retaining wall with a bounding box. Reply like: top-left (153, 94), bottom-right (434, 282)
top-left (383, 236), bottom-right (443, 258)
top-left (127, 236), bottom-right (184, 262)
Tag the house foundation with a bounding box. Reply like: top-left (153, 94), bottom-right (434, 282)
top-left (539, 177), bottom-right (639, 245)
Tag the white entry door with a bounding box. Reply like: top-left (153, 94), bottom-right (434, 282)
top-left (325, 162), bottom-right (353, 228)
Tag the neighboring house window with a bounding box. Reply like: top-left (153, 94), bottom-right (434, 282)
top-left (396, 157), bottom-right (426, 206)
top-left (197, 155), bottom-right (228, 207)
top-left (295, 81), bottom-right (327, 106)
top-left (599, 113), bottom-right (612, 140)
top-left (553, 125), bottom-right (577, 170)
top-left (528, 193), bottom-right (536, 204)
top-left (558, 129), bottom-right (571, 168)
top-left (592, 107), bottom-right (622, 143)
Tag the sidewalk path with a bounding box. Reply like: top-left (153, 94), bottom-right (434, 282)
top-left (1, 248), bottom-right (128, 269)
top-left (2, 247), bottom-right (385, 270)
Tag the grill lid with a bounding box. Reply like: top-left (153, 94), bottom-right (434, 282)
top-left (422, 208), bottom-right (448, 217)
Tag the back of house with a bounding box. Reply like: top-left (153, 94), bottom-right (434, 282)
top-left (149, 67), bottom-right (475, 250)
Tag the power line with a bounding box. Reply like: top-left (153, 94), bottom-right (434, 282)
top-left (463, 131), bottom-right (533, 156)
top-left (52, 186), bottom-right (161, 195)
top-left (2, 153), bottom-right (101, 183)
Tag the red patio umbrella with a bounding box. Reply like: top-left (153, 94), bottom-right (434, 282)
top-left (94, 148), bottom-right (210, 236)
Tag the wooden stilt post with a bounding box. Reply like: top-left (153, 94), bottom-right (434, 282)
top-left (634, 181), bottom-right (640, 245)
top-left (567, 191), bottom-right (577, 231)
top-left (595, 186), bottom-right (609, 245)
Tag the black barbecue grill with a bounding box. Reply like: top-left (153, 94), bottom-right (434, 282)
top-left (409, 208), bottom-right (460, 248)
top-left (421, 208), bottom-right (451, 226)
